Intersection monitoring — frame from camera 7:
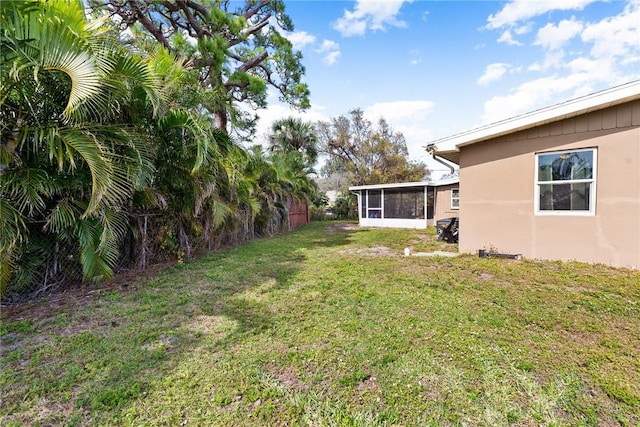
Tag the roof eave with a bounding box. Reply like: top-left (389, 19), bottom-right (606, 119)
top-left (348, 177), bottom-right (459, 191)
top-left (430, 80), bottom-right (640, 153)
top-left (433, 149), bottom-right (460, 165)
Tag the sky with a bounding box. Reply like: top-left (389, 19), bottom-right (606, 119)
top-left (252, 0), bottom-right (640, 177)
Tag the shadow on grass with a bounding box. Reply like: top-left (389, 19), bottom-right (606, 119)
top-left (0, 221), bottom-right (362, 424)
top-left (185, 221), bottom-right (362, 337)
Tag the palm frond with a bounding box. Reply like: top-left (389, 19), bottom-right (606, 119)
top-left (56, 126), bottom-right (138, 214)
top-left (207, 198), bottom-right (235, 229)
top-left (0, 199), bottom-right (28, 295)
top-left (1, 168), bottom-right (55, 216)
top-left (97, 208), bottom-right (128, 264)
top-left (45, 197), bottom-right (83, 233)
top-left (76, 217), bottom-right (113, 281)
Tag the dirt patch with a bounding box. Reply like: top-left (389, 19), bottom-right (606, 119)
top-left (355, 376), bottom-right (380, 394)
top-left (478, 272), bottom-right (495, 281)
top-left (1, 262), bottom-right (173, 323)
top-left (266, 364), bottom-right (307, 391)
top-left (325, 223), bottom-right (359, 232)
top-left (338, 246), bottom-right (396, 257)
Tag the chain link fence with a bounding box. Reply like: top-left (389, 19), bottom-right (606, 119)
top-left (2, 204), bottom-right (308, 304)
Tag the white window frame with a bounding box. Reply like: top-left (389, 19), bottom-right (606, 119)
top-left (451, 188), bottom-right (460, 210)
top-left (534, 148), bottom-right (597, 216)
top-left (366, 190), bottom-right (383, 219)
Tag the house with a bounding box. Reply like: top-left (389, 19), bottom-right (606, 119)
top-left (349, 177), bottom-right (459, 229)
top-left (432, 80), bottom-right (640, 268)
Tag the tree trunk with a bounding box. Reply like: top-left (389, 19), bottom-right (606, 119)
top-left (214, 109), bottom-right (227, 132)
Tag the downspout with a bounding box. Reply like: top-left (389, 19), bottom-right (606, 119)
top-left (426, 143), bottom-right (455, 175)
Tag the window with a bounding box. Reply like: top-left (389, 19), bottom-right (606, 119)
top-left (366, 190), bottom-right (382, 219)
top-left (451, 188), bottom-right (459, 209)
top-left (535, 148), bottom-right (596, 214)
top-left (383, 187), bottom-right (425, 219)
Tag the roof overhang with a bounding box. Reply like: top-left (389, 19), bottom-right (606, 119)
top-left (349, 177), bottom-right (459, 191)
top-left (429, 80), bottom-right (640, 165)
top-left (433, 149), bottom-right (460, 165)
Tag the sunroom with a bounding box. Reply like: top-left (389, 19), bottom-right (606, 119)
top-left (349, 178), bottom-right (459, 229)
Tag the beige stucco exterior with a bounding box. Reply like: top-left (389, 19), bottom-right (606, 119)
top-left (434, 184), bottom-right (459, 223)
top-left (457, 100), bottom-right (640, 268)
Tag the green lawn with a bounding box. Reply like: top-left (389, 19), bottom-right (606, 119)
top-left (2, 221), bottom-right (639, 426)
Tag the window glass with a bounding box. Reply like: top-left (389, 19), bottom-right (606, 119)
top-left (536, 149), bottom-right (595, 214)
top-left (426, 187), bottom-right (434, 219)
top-left (451, 188), bottom-right (460, 209)
top-left (368, 190), bottom-right (381, 208)
top-left (383, 187), bottom-right (424, 219)
top-left (539, 183), bottom-right (590, 211)
top-left (538, 151), bottom-right (593, 181)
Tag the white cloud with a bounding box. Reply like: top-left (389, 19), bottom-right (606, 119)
top-left (323, 50), bottom-right (342, 65)
top-left (254, 92), bottom-right (330, 145)
top-left (534, 18), bottom-right (584, 50)
top-left (363, 100), bottom-right (436, 160)
top-left (496, 24), bottom-right (531, 45)
top-left (409, 49), bottom-right (422, 65)
top-left (363, 100), bottom-right (434, 123)
top-left (497, 29), bottom-right (522, 46)
top-left (316, 39), bottom-right (341, 65)
top-left (333, 0), bottom-right (412, 37)
top-left (581, 0), bottom-right (640, 61)
top-left (283, 30), bottom-right (344, 66)
top-left (478, 63), bottom-right (511, 86)
top-left (514, 23), bottom-right (533, 36)
top-left (480, 0), bottom-right (639, 127)
top-left (318, 40), bottom-right (339, 52)
top-left (487, 0), bottom-right (598, 29)
top-left (528, 49), bottom-right (567, 72)
top-left (479, 74), bottom-right (599, 125)
top-left (526, 2), bottom-right (639, 74)
top-left (286, 31), bottom-right (316, 51)
top-left (565, 56), bottom-right (624, 83)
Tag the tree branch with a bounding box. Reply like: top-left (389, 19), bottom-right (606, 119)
top-left (127, 0), bottom-right (175, 53)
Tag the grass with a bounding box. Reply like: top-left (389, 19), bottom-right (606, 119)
top-left (1, 221), bottom-right (639, 426)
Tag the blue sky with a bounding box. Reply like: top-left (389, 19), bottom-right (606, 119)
top-left (254, 0), bottom-right (640, 176)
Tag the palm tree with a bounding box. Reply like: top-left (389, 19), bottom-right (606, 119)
top-left (0, 0), bottom-right (164, 295)
top-left (268, 117), bottom-right (319, 168)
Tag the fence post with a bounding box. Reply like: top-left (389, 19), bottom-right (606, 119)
top-left (141, 214), bottom-right (148, 270)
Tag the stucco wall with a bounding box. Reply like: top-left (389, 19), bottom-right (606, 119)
top-left (458, 100), bottom-right (640, 268)
top-left (434, 184), bottom-right (460, 224)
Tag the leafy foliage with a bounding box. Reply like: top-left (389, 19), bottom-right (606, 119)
top-left (268, 116), bottom-right (319, 168)
top-left (1, 0), bottom-right (162, 290)
top-left (92, 0), bottom-right (310, 137)
top-left (0, 0), bottom-right (316, 299)
top-left (318, 109), bottom-right (429, 186)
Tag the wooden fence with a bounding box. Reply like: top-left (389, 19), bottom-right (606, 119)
top-left (288, 199), bottom-right (309, 230)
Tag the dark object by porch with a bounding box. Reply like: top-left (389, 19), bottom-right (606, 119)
top-left (436, 217), bottom-right (459, 243)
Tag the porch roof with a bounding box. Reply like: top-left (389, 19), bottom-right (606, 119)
top-left (349, 177), bottom-right (459, 191)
